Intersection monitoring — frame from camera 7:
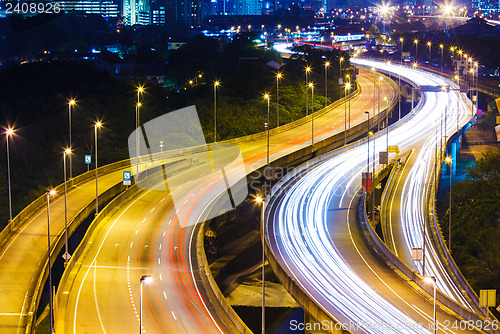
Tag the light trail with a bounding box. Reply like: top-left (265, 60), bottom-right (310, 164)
top-left (265, 59), bottom-right (476, 333)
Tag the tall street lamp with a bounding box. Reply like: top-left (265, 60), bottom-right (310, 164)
top-left (264, 94), bottom-right (270, 164)
top-left (414, 39), bottom-right (418, 63)
top-left (344, 82), bottom-right (351, 145)
top-left (63, 148), bottom-right (72, 265)
top-left (339, 57), bottom-right (344, 100)
top-left (276, 73), bottom-right (282, 127)
top-left (5, 127), bottom-right (14, 223)
top-left (427, 41), bottom-right (432, 68)
top-left (136, 87), bottom-right (144, 176)
top-left (445, 156), bottom-right (453, 251)
top-left (46, 189), bottom-right (56, 333)
top-left (324, 61), bottom-right (330, 108)
top-left (347, 75), bottom-right (352, 131)
top-left (68, 99), bottom-right (75, 178)
top-left (439, 44), bottom-right (444, 74)
top-left (365, 111), bottom-right (370, 174)
top-left (309, 82), bottom-right (314, 145)
top-left (140, 275), bottom-right (153, 334)
top-left (425, 276), bottom-right (437, 334)
top-left (94, 121), bottom-right (102, 216)
top-left (384, 96), bottom-right (389, 153)
top-left (214, 81), bottom-right (220, 142)
top-left (378, 76), bottom-right (383, 131)
top-left (305, 66), bottom-right (311, 115)
top-left (255, 196), bottom-right (265, 334)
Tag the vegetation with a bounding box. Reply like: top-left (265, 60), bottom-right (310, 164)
top-left (441, 152), bottom-right (500, 314)
top-left (0, 34), bottom-right (350, 230)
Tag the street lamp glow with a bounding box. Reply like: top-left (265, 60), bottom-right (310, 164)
top-left (48, 189), bottom-right (56, 196)
top-left (255, 196), bottom-right (263, 203)
top-left (325, 61), bottom-right (330, 67)
top-left (427, 41), bottom-right (431, 47)
top-left (276, 72), bottom-right (282, 79)
top-left (308, 82), bottom-right (314, 88)
top-left (445, 156), bottom-right (452, 163)
top-left (69, 99), bottom-right (76, 105)
top-left (64, 148), bottom-right (72, 155)
top-left (136, 102), bottom-right (142, 108)
top-left (6, 128), bottom-right (13, 136)
top-left (137, 86), bottom-right (144, 93)
top-left (345, 82), bottom-right (351, 90)
top-left (263, 93), bottom-right (270, 100)
top-left (414, 39), bottom-right (418, 44)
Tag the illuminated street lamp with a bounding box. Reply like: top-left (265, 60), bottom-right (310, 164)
top-left (63, 148), bottom-right (72, 265)
top-left (94, 121), bottom-right (102, 216)
top-left (339, 57), bottom-right (344, 99)
top-left (139, 275), bottom-right (153, 333)
top-left (445, 156), bottom-right (453, 251)
top-left (255, 196), bottom-right (266, 334)
top-left (276, 73), bottom-right (282, 127)
top-left (414, 39), bottom-right (418, 62)
top-left (214, 81), bottom-right (220, 142)
top-left (324, 61), bottom-right (330, 108)
top-left (305, 66), bottom-right (311, 115)
top-left (309, 82), bottom-right (315, 145)
top-left (384, 96), bottom-right (389, 153)
top-left (264, 93), bottom-right (270, 164)
top-left (68, 99), bottom-right (76, 178)
top-left (46, 189), bottom-right (56, 333)
top-left (136, 87), bottom-right (144, 175)
top-left (424, 276), bottom-right (437, 334)
top-left (439, 44), bottom-right (444, 74)
top-left (427, 41), bottom-right (431, 68)
top-left (344, 82), bottom-right (352, 145)
top-left (5, 127), bottom-right (14, 223)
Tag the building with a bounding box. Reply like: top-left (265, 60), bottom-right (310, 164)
top-left (60, 0), bottom-right (121, 17)
top-left (123, 0), bottom-right (151, 25)
top-left (176, 0), bottom-right (202, 26)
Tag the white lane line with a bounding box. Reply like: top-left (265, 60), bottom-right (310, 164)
top-left (159, 244), bottom-right (162, 250)
top-left (158, 258), bottom-right (161, 264)
top-left (151, 207), bottom-right (155, 212)
top-left (171, 311), bottom-right (177, 320)
top-left (142, 218), bottom-right (147, 223)
top-left (163, 291), bottom-right (168, 300)
top-left (135, 229), bottom-right (139, 235)
top-left (130, 242), bottom-right (134, 248)
top-left (93, 262), bottom-right (107, 334)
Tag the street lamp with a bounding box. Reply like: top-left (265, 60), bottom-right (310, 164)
top-left (63, 148), bottom-right (72, 265)
top-left (305, 66), bottom-right (311, 115)
top-left (255, 196), bottom-right (265, 334)
top-left (365, 111), bottom-right (370, 174)
top-left (214, 81), bottom-right (220, 142)
top-left (427, 41), bottom-right (431, 68)
top-left (140, 275), bottom-right (153, 334)
top-left (68, 99), bottom-right (75, 178)
top-left (46, 189), bottom-right (56, 333)
top-left (339, 57), bottom-right (344, 100)
top-left (136, 87), bottom-right (144, 176)
top-left (378, 76), bottom-right (383, 131)
top-left (344, 82), bottom-right (351, 145)
top-left (309, 82), bottom-right (314, 145)
top-left (445, 156), bottom-right (453, 251)
top-left (424, 276), bottom-right (437, 334)
top-left (5, 127), bottom-right (14, 223)
top-left (324, 61), bottom-right (330, 108)
top-left (264, 94), bottom-right (270, 164)
top-left (384, 96), bottom-right (389, 153)
top-left (94, 121), bottom-right (102, 216)
top-left (414, 39), bottom-right (418, 62)
top-left (439, 44), bottom-right (444, 74)
top-left (276, 73), bottom-right (282, 127)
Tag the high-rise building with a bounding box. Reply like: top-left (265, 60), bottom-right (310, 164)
top-left (60, 0), bottom-right (121, 17)
top-left (176, 0), bottom-right (202, 26)
top-left (123, 0), bottom-right (151, 25)
top-left (472, 0), bottom-right (500, 11)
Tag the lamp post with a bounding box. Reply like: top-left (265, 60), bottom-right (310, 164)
top-left (46, 189), bottom-right (56, 333)
top-left (427, 41), bottom-right (431, 68)
top-left (384, 96), bottom-right (389, 153)
top-left (425, 276), bottom-right (437, 334)
top-left (414, 39), bottom-right (418, 63)
top-left (346, 74), bottom-right (351, 130)
top-left (264, 94), bottom-right (270, 164)
top-left (63, 148), bottom-right (72, 265)
top-left (255, 196), bottom-right (265, 334)
top-left (344, 82), bottom-right (351, 145)
top-left (365, 111), bottom-right (370, 174)
top-left (309, 82), bottom-right (314, 145)
top-left (140, 275), bottom-right (153, 334)
top-left (399, 37), bottom-right (403, 119)
top-left (305, 66), bottom-right (311, 115)
top-left (324, 61), bottom-right (330, 108)
top-left (68, 99), bottom-right (75, 178)
top-left (276, 73), bottom-right (282, 127)
top-left (136, 87), bottom-right (144, 176)
top-left (5, 128), bottom-right (14, 223)
top-left (439, 44), bottom-right (444, 74)
top-left (445, 156), bottom-right (453, 251)
top-left (94, 122), bottom-right (102, 216)
top-left (339, 57), bottom-right (344, 100)
top-left (214, 81), bottom-right (220, 142)
top-left (378, 76), bottom-right (383, 131)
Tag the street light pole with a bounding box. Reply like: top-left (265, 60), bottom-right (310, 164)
top-left (339, 57), bottom-right (344, 101)
top-left (305, 66), bottom-right (311, 116)
top-left (425, 276), bottom-right (437, 334)
top-left (414, 39), bottom-right (418, 63)
top-left (347, 75), bottom-right (351, 131)
top-left (440, 44), bottom-right (444, 74)
top-left (264, 94), bottom-right (270, 164)
top-left (5, 128), bottom-right (14, 223)
top-left (140, 275), bottom-right (153, 334)
top-left (68, 99), bottom-right (75, 179)
top-left (344, 82), bottom-right (351, 145)
top-left (255, 196), bottom-right (265, 334)
top-left (136, 87), bottom-right (143, 176)
top-left (46, 189), bottom-right (56, 334)
top-left (276, 73), bottom-right (282, 127)
top-left (384, 96), bottom-right (389, 153)
top-left (324, 61), bottom-right (330, 108)
top-left (309, 83), bottom-right (314, 145)
top-left (63, 148), bottom-right (72, 265)
top-left (427, 41), bottom-right (431, 69)
top-left (446, 156), bottom-right (453, 251)
top-left (94, 122), bottom-right (101, 216)
top-left (214, 81), bottom-right (220, 142)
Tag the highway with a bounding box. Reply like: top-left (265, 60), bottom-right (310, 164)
top-left (265, 59), bottom-right (481, 333)
top-left (53, 71), bottom-right (396, 333)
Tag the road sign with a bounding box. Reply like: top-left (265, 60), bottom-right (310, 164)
top-left (480, 289), bottom-right (496, 308)
top-left (123, 171), bottom-right (131, 186)
top-left (362, 172), bottom-right (372, 192)
top-left (412, 247), bottom-right (423, 261)
top-left (84, 155), bottom-right (92, 165)
top-left (388, 145), bottom-right (400, 154)
top-left (62, 252), bottom-right (71, 261)
top-left (379, 151), bottom-right (388, 164)
top-left (338, 78), bottom-right (343, 86)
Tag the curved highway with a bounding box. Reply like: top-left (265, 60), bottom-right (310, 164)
top-left (54, 71), bottom-right (396, 333)
top-left (265, 60), bottom-right (480, 333)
